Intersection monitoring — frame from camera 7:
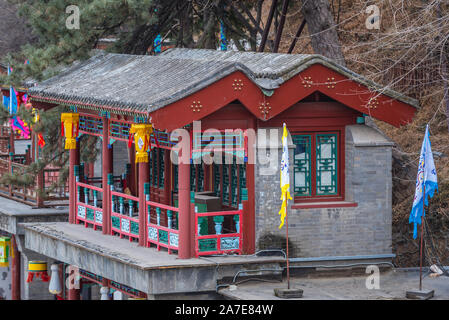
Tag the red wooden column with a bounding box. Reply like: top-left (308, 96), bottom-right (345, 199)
top-left (11, 235), bottom-right (20, 300)
top-left (102, 116), bottom-right (112, 235)
top-left (69, 143), bottom-right (80, 224)
top-left (178, 159), bottom-right (192, 259)
top-left (62, 113), bottom-right (81, 225)
top-left (243, 118), bottom-right (256, 254)
top-left (130, 124), bottom-right (152, 246)
top-left (138, 161), bottom-right (149, 246)
top-left (67, 266), bottom-right (80, 300)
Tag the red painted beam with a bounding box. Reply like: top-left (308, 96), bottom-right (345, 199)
top-left (150, 65), bottom-right (417, 131)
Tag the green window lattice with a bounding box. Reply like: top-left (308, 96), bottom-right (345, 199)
top-left (293, 133), bottom-right (338, 197)
top-left (293, 135), bottom-right (312, 197)
top-left (316, 134), bottom-right (338, 195)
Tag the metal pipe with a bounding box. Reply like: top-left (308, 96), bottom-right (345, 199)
top-left (289, 253), bottom-right (396, 263)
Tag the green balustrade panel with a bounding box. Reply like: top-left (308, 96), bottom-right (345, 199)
top-left (130, 221), bottom-right (139, 235)
top-left (86, 208), bottom-right (94, 221)
top-left (158, 229), bottom-right (168, 244)
top-left (220, 237), bottom-right (239, 250)
top-left (198, 239), bottom-right (217, 252)
top-left (293, 135), bottom-right (312, 197)
top-left (112, 216), bottom-right (120, 229)
top-left (148, 226), bottom-right (158, 241)
top-left (77, 206), bottom-right (86, 219)
top-left (95, 211), bottom-right (103, 224)
top-left (316, 134), bottom-right (338, 195)
top-left (198, 216), bottom-right (208, 236)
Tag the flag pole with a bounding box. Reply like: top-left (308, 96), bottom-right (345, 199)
top-left (285, 202), bottom-right (290, 290)
top-left (419, 184), bottom-right (425, 291)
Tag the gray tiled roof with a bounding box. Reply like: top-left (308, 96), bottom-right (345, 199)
top-left (28, 48), bottom-right (419, 116)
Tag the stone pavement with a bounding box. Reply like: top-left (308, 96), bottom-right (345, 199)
top-left (219, 268), bottom-right (449, 300)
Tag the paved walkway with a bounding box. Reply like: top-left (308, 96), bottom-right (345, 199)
top-left (219, 269), bottom-right (449, 300)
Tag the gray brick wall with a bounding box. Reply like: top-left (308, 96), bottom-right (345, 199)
top-left (254, 125), bottom-right (393, 258)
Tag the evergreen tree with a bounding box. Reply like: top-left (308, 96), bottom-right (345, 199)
top-left (0, 0), bottom-right (265, 195)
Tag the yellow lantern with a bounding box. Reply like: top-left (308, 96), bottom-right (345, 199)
top-left (129, 124), bottom-right (153, 163)
top-left (26, 261), bottom-right (49, 283)
top-left (0, 237), bottom-right (13, 268)
top-left (61, 113), bottom-right (80, 150)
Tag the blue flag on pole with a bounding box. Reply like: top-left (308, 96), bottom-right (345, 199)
top-left (409, 124), bottom-right (438, 239)
top-left (2, 66), bottom-right (18, 114)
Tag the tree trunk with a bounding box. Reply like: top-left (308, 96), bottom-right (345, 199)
top-left (301, 0), bottom-right (345, 66)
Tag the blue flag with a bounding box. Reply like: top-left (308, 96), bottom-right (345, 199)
top-left (409, 124), bottom-right (438, 239)
top-left (3, 66), bottom-right (18, 114)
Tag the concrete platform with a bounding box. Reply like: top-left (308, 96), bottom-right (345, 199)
top-left (0, 196), bottom-right (68, 235)
top-left (219, 268), bottom-right (449, 300)
top-left (23, 222), bottom-right (284, 296)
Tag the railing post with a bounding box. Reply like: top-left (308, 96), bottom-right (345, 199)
top-left (190, 190), bottom-right (196, 258)
top-left (128, 199), bottom-right (134, 217)
top-left (156, 207), bottom-right (161, 226)
top-left (167, 210), bottom-right (173, 229)
top-left (84, 187), bottom-right (89, 204)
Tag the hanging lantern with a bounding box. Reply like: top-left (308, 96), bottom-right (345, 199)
top-left (0, 237), bottom-right (13, 268)
top-left (48, 264), bottom-right (62, 295)
top-left (61, 113), bottom-right (80, 150)
top-left (129, 124), bottom-right (153, 163)
top-left (26, 261), bottom-right (49, 283)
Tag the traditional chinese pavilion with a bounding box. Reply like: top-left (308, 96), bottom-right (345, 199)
top-left (24, 48), bottom-right (418, 298)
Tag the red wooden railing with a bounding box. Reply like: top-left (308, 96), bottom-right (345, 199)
top-left (75, 181), bottom-right (103, 229)
top-left (110, 190), bottom-right (140, 241)
top-left (146, 200), bottom-right (179, 254)
top-left (195, 209), bottom-right (243, 257)
top-left (0, 155), bottom-right (68, 207)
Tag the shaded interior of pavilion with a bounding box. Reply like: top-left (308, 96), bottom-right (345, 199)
top-left (74, 120), bottom-right (248, 256)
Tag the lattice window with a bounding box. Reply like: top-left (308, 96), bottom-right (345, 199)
top-left (293, 132), bottom-right (340, 200)
top-left (79, 115), bottom-right (103, 136)
top-left (293, 135), bottom-right (312, 197)
top-left (316, 134), bottom-right (338, 195)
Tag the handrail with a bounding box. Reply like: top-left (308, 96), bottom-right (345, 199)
top-left (110, 190), bottom-right (140, 241)
top-left (146, 200), bottom-right (179, 212)
top-left (75, 181), bottom-right (103, 229)
top-left (77, 181), bottom-right (104, 193)
top-left (146, 199), bottom-right (179, 253)
top-left (111, 190), bottom-right (138, 202)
